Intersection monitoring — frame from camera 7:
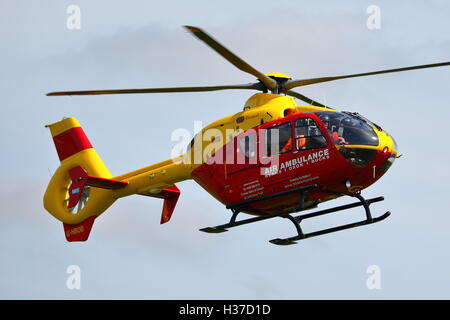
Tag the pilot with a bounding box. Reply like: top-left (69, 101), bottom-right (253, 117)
top-left (296, 134), bottom-right (307, 150)
top-left (319, 114), bottom-right (331, 131)
top-left (335, 117), bottom-right (351, 145)
top-left (319, 113), bottom-right (347, 145)
top-left (332, 132), bottom-right (347, 145)
top-left (281, 129), bottom-right (310, 152)
top-left (282, 134), bottom-right (309, 151)
top-left (281, 137), bottom-right (292, 153)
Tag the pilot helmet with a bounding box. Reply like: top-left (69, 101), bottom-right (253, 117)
top-left (319, 114), bottom-right (330, 127)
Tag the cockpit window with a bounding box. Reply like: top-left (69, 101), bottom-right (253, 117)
top-left (295, 117), bottom-right (328, 150)
top-left (342, 111), bottom-right (383, 131)
top-left (266, 122), bottom-right (292, 156)
top-left (238, 133), bottom-right (257, 158)
top-left (310, 111), bottom-right (379, 146)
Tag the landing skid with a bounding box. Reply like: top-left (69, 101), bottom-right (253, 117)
top-left (199, 185), bottom-right (391, 245)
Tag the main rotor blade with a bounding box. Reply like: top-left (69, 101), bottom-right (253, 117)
top-left (184, 25), bottom-right (277, 90)
top-left (285, 90), bottom-right (329, 108)
top-left (284, 61), bottom-right (450, 90)
top-left (47, 83), bottom-right (262, 96)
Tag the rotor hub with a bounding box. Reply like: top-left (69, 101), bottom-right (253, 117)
top-left (265, 72), bottom-right (292, 80)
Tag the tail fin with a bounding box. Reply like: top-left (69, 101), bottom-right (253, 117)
top-left (44, 118), bottom-right (121, 241)
top-left (44, 118), bottom-right (184, 242)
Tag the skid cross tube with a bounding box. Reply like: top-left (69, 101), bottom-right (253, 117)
top-left (270, 195), bottom-right (390, 245)
top-left (200, 184), bottom-right (318, 233)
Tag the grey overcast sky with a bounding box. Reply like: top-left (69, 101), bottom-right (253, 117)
top-left (1, 0), bottom-right (450, 299)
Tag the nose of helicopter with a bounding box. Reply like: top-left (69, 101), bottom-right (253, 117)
top-left (372, 129), bottom-right (398, 175)
top-left (333, 122), bottom-right (398, 178)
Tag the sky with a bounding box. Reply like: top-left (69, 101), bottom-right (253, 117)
top-left (1, 0), bottom-right (450, 299)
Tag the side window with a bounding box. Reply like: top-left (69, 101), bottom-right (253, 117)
top-left (266, 122), bottom-right (292, 156)
top-left (238, 133), bottom-right (257, 158)
top-left (295, 117), bottom-right (327, 150)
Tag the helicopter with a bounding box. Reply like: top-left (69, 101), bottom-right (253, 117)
top-left (44, 26), bottom-right (450, 245)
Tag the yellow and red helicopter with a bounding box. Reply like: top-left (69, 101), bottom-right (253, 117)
top-left (44, 26), bottom-right (450, 245)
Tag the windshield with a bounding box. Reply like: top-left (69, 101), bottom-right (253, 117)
top-left (309, 111), bottom-right (379, 146)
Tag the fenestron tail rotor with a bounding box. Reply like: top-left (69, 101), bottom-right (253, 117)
top-left (64, 185), bottom-right (90, 215)
top-left (46, 25), bottom-right (450, 107)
